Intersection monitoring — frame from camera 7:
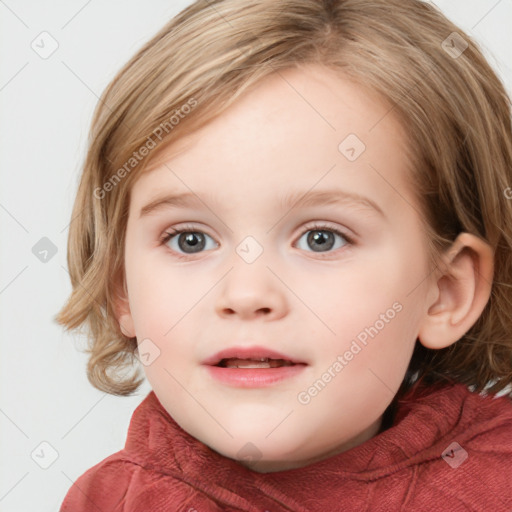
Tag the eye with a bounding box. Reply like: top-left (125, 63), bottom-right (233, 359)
top-left (160, 223), bottom-right (353, 258)
top-left (295, 224), bottom-right (353, 254)
top-left (160, 227), bottom-right (218, 256)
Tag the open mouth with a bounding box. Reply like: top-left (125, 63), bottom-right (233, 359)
top-left (216, 358), bottom-right (295, 369)
top-left (204, 348), bottom-right (307, 386)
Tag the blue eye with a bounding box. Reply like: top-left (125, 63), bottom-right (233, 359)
top-left (295, 225), bottom-right (351, 253)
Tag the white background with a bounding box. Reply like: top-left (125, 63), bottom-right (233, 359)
top-left (1, 1), bottom-right (511, 510)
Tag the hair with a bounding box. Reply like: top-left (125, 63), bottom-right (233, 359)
top-left (56, 0), bottom-right (512, 399)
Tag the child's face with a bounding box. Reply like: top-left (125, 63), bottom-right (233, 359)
top-left (119, 64), bottom-right (437, 472)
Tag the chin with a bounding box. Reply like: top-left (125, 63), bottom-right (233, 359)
top-left (204, 433), bottom-right (310, 468)
top-left (237, 458), bottom-right (305, 473)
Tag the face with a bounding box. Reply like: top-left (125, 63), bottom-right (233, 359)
top-left (119, 64), bottom-right (435, 472)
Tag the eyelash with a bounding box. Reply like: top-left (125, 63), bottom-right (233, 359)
top-left (159, 223), bottom-right (355, 260)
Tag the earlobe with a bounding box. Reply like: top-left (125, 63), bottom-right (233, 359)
top-left (112, 278), bottom-right (136, 338)
top-left (118, 310), bottom-right (136, 338)
top-left (418, 232), bottom-right (494, 350)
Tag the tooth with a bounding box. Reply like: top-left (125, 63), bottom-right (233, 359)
top-left (226, 360), bottom-right (271, 369)
top-left (222, 357), bottom-right (294, 369)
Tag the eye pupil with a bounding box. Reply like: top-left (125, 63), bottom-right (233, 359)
top-left (307, 230), bottom-right (335, 252)
top-left (178, 232), bottom-right (205, 253)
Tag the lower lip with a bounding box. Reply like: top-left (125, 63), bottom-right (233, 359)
top-left (204, 364), bottom-right (307, 388)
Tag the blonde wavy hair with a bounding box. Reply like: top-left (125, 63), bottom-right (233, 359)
top-left (56, 0), bottom-right (512, 398)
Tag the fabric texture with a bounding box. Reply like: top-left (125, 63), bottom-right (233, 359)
top-left (60, 383), bottom-right (512, 511)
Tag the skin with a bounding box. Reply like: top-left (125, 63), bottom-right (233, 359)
top-left (115, 64), bottom-right (494, 472)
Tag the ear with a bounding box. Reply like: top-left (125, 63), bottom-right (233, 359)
top-left (112, 272), bottom-right (136, 339)
top-left (418, 232), bottom-right (494, 349)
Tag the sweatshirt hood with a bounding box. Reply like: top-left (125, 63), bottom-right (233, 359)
top-left (121, 382), bottom-right (512, 510)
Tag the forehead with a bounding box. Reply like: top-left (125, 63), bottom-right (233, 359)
top-left (130, 64), bottom-right (416, 220)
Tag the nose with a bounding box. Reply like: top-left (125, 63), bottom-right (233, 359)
top-left (215, 258), bottom-right (289, 321)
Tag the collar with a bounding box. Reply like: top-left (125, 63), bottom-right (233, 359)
top-left (122, 382), bottom-right (510, 510)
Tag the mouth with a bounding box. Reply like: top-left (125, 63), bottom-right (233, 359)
top-left (216, 357), bottom-right (296, 369)
top-left (202, 345), bottom-right (307, 368)
top-left (202, 346), bottom-right (307, 387)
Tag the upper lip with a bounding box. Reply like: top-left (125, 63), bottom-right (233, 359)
top-left (202, 345), bottom-right (307, 366)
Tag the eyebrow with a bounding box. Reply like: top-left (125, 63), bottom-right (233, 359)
top-left (139, 189), bottom-right (385, 219)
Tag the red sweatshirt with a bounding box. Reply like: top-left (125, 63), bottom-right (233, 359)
top-left (60, 383), bottom-right (512, 511)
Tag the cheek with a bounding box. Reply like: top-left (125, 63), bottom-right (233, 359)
top-left (306, 247), bottom-right (419, 339)
top-left (302, 301), bottom-right (418, 426)
top-left (303, 249), bottom-right (423, 405)
top-left (125, 247), bottom-right (199, 333)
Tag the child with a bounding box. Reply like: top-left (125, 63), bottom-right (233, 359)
top-left (57, 0), bottom-right (512, 510)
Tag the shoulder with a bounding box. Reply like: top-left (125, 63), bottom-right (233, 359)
top-left (59, 449), bottom-right (224, 512)
top-left (458, 386), bottom-right (512, 448)
top-left (60, 451), bottom-right (141, 512)
top-left (409, 387), bottom-right (512, 510)
top-left (401, 382), bottom-right (512, 444)
top-left (431, 385), bottom-right (512, 470)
